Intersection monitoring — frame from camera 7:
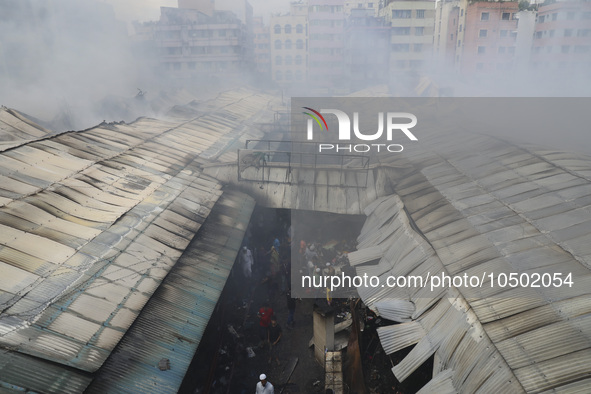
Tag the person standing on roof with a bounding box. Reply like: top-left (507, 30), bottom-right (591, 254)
top-left (256, 373), bottom-right (274, 394)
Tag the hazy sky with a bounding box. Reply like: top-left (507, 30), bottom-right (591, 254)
top-left (101, 0), bottom-right (289, 24)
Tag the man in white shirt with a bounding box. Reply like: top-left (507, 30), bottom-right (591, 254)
top-left (255, 373), bottom-right (274, 394)
top-left (240, 246), bottom-right (254, 278)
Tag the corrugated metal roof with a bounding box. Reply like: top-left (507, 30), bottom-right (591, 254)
top-left (86, 189), bottom-right (255, 393)
top-left (0, 108), bottom-right (55, 151)
top-left (0, 88), bottom-right (278, 391)
top-left (352, 123), bottom-right (591, 392)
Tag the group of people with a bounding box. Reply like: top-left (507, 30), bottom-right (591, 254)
top-left (238, 236), bottom-right (290, 297)
top-left (295, 238), bottom-right (352, 303)
top-left (239, 210), bottom-right (354, 392)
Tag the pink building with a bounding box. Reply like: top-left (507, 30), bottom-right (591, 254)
top-left (531, 1), bottom-right (591, 74)
top-left (461, 1), bottom-right (519, 75)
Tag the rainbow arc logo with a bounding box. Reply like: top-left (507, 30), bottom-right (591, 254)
top-left (302, 107), bottom-right (328, 132)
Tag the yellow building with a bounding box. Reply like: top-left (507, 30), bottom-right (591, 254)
top-left (379, 0), bottom-right (436, 73)
top-left (269, 2), bottom-right (308, 86)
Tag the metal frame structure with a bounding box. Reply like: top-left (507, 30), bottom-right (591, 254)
top-left (237, 143), bottom-right (370, 188)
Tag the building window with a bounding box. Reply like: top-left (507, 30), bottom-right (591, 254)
top-left (393, 10), bottom-right (412, 19)
top-left (275, 55), bottom-right (282, 65)
top-left (295, 70), bottom-right (303, 80)
top-left (286, 70), bottom-right (293, 81)
top-left (274, 39), bottom-right (282, 49)
top-left (535, 31), bottom-right (542, 39)
top-left (285, 39), bottom-right (292, 49)
top-left (460, 9), bottom-right (464, 17)
top-left (295, 54), bottom-right (303, 65)
top-left (167, 47), bottom-right (181, 55)
top-left (276, 70), bottom-right (282, 80)
top-left (552, 13), bottom-right (557, 21)
top-left (218, 29), bottom-right (226, 37)
top-left (500, 30), bottom-right (508, 38)
top-left (458, 39), bottom-right (461, 47)
top-left (476, 62), bottom-right (484, 70)
top-left (562, 45), bottom-right (570, 54)
top-left (285, 24), bottom-right (292, 34)
top-left (498, 46), bottom-right (505, 54)
top-left (274, 24), bottom-right (281, 34)
top-left (502, 12), bottom-right (510, 21)
top-left (416, 10), bottom-right (425, 19)
top-left (583, 12), bottom-right (591, 20)
top-left (296, 39), bottom-right (304, 49)
top-left (578, 29), bottom-right (591, 37)
top-left (478, 46), bottom-right (486, 54)
top-left (368, 3), bottom-right (374, 8)
top-left (459, 24), bottom-right (462, 32)
top-left (567, 12), bottom-right (575, 20)
top-left (549, 30), bottom-right (555, 38)
top-left (546, 46), bottom-right (552, 53)
top-left (285, 55), bottom-right (292, 65)
top-left (539, 15), bottom-right (545, 23)
top-left (173, 62), bottom-right (181, 70)
top-left (508, 46), bottom-right (515, 54)
top-left (564, 29), bottom-right (573, 37)
top-left (391, 43), bottom-right (410, 52)
top-left (188, 62), bottom-right (196, 70)
top-left (414, 43), bottom-right (423, 52)
top-left (296, 24), bottom-right (303, 34)
top-left (415, 27), bottom-right (424, 36)
top-left (481, 12), bottom-right (489, 21)
top-left (479, 29), bottom-right (487, 38)
top-left (392, 27), bottom-right (411, 35)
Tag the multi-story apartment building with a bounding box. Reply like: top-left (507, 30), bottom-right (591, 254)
top-left (145, 7), bottom-right (250, 79)
top-left (308, 0), bottom-right (346, 90)
top-left (253, 17), bottom-right (271, 77)
top-left (217, 0), bottom-right (255, 66)
top-left (178, 0), bottom-right (214, 15)
top-left (435, 0), bottom-right (537, 77)
top-left (344, 8), bottom-right (390, 90)
top-left (344, 0), bottom-right (378, 16)
top-left (434, 0), bottom-right (460, 70)
top-left (379, 0), bottom-right (436, 73)
top-left (531, 1), bottom-right (591, 74)
top-left (460, 1), bottom-right (519, 75)
top-left (269, 2), bottom-right (308, 86)
top-left (514, 9), bottom-right (536, 73)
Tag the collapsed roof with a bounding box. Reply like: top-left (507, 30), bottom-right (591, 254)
top-left (0, 92), bottom-right (590, 394)
top-left (0, 88), bottom-right (278, 392)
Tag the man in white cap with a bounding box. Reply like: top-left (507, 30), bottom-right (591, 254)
top-left (255, 373), bottom-right (274, 394)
